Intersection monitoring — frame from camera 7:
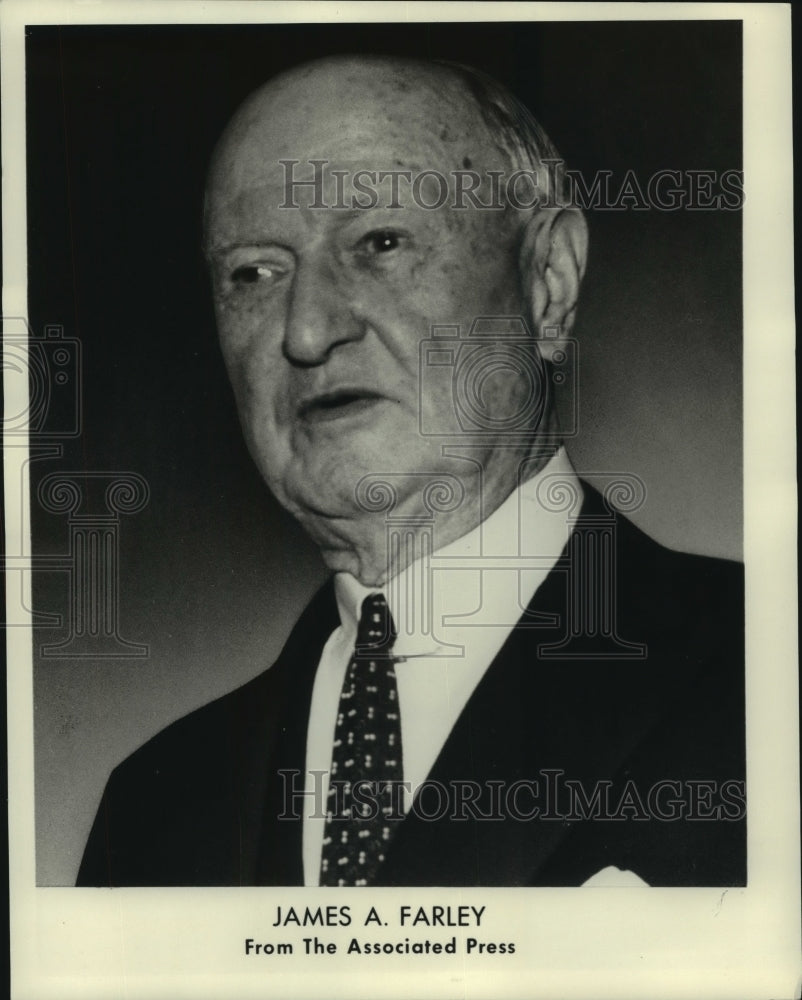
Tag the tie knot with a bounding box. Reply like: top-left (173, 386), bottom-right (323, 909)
top-left (355, 593), bottom-right (396, 657)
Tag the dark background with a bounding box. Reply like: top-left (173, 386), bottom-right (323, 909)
top-left (26, 20), bottom-right (742, 884)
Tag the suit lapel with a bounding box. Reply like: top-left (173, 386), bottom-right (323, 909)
top-left (376, 561), bottom-right (577, 885)
top-left (249, 489), bottom-right (697, 886)
top-left (378, 488), bottom-right (683, 886)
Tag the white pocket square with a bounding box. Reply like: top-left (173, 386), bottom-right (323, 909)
top-left (581, 865), bottom-right (650, 887)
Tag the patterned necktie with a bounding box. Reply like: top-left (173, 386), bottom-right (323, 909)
top-left (319, 592), bottom-right (403, 887)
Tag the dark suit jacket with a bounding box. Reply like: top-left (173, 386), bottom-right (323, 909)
top-left (77, 487), bottom-right (745, 887)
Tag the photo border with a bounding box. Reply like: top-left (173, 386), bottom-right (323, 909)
top-left (3, 3), bottom-right (798, 998)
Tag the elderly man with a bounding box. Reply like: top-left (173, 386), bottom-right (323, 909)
top-left (78, 55), bottom-right (744, 888)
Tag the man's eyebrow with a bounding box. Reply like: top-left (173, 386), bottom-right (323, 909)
top-left (328, 206), bottom-right (400, 218)
top-left (203, 239), bottom-right (288, 259)
top-left (203, 206), bottom-right (412, 258)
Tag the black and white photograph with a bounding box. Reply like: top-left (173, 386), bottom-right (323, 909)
top-left (3, 2), bottom-right (798, 998)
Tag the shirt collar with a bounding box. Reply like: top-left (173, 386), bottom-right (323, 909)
top-left (334, 446), bottom-right (580, 656)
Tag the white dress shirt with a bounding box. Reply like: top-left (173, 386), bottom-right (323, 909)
top-left (302, 447), bottom-right (581, 885)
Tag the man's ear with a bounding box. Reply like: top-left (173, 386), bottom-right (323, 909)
top-left (519, 207), bottom-right (588, 357)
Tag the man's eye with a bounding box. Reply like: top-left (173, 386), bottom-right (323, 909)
top-left (359, 230), bottom-right (404, 255)
top-left (230, 264), bottom-right (278, 284)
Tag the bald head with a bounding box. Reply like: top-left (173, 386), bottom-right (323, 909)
top-left (205, 54), bottom-right (565, 245)
top-left (203, 54), bottom-right (587, 584)
top-left (210, 56), bottom-right (487, 179)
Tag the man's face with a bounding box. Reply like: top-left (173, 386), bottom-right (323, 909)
top-left (205, 61), bottom-right (534, 545)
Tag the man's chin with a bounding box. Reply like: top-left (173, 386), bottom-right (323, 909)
top-left (278, 444), bottom-right (473, 521)
top-left (279, 462), bottom-right (369, 526)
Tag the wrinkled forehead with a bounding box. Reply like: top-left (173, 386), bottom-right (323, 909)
top-left (206, 59), bottom-right (505, 213)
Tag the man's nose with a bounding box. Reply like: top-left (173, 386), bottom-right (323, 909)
top-left (282, 258), bottom-right (363, 366)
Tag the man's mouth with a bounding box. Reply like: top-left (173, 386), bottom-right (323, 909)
top-left (298, 389), bottom-right (386, 424)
